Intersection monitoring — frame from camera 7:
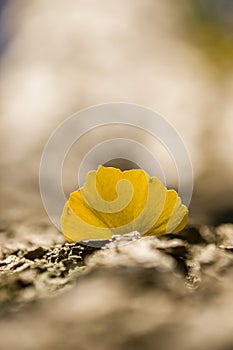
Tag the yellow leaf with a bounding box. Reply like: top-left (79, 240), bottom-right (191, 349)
top-left (61, 166), bottom-right (188, 242)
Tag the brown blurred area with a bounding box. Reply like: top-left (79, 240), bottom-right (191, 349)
top-left (0, 0), bottom-right (232, 228)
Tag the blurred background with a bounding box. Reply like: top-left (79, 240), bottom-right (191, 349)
top-left (0, 0), bottom-right (233, 234)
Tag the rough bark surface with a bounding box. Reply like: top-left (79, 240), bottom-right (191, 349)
top-left (0, 224), bottom-right (233, 350)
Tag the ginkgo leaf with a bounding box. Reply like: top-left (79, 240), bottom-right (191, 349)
top-left (61, 166), bottom-right (188, 242)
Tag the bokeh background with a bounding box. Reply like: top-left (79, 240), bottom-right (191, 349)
top-left (0, 0), bottom-right (233, 233)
